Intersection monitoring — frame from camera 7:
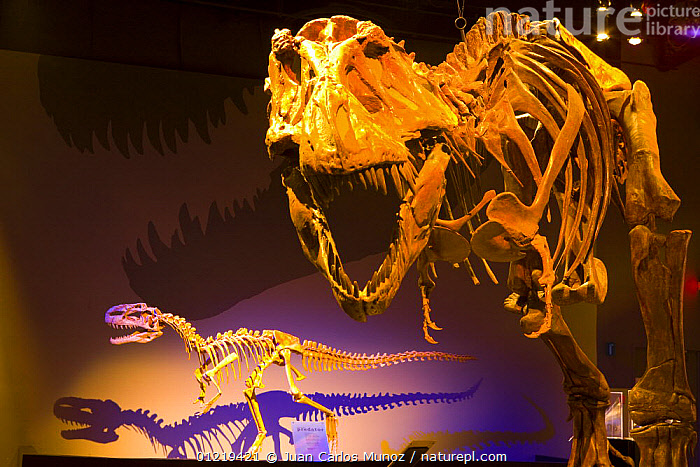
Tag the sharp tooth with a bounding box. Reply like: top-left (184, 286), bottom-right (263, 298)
top-left (389, 243), bottom-right (396, 263)
top-left (395, 239), bottom-right (405, 267)
top-left (381, 255), bottom-right (392, 280)
top-left (366, 278), bottom-right (374, 295)
top-left (375, 167), bottom-right (387, 195)
top-left (357, 171), bottom-right (368, 190)
top-left (408, 161), bottom-right (419, 178)
top-left (367, 168), bottom-right (378, 190)
top-left (353, 281), bottom-right (360, 298)
top-left (390, 165), bottom-right (404, 197)
top-left (334, 263), bottom-right (340, 283)
top-left (324, 176), bottom-right (337, 202)
top-left (345, 175), bottom-right (354, 191)
top-left (335, 261), bottom-right (343, 283)
top-left (341, 270), bottom-right (352, 293)
top-left (400, 163), bottom-right (416, 193)
top-left (333, 177), bottom-right (342, 198)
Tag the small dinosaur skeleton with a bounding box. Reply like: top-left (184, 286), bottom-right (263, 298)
top-left (105, 303), bottom-right (474, 454)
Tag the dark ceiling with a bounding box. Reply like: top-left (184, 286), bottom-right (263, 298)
top-left (0, 0), bottom-right (697, 79)
top-left (0, 0), bottom-right (628, 78)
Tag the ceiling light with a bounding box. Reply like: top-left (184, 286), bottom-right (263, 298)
top-left (597, 32), bottom-right (610, 41)
top-left (628, 36), bottom-right (643, 45)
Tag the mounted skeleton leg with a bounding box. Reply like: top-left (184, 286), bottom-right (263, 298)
top-left (468, 62), bottom-right (618, 463)
top-left (629, 227), bottom-right (696, 467)
top-left (243, 351), bottom-right (280, 455)
top-left (280, 348), bottom-right (338, 452)
top-left (194, 352), bottom-right (240, 414)
top-left (608, 81), bottom-right (696, 467)
top-left (243, 345), bottom-right (340, 455)
top-left (538, 302), bottom-right (622, 467)
top-left (506, 248), bottom-right (621, 467)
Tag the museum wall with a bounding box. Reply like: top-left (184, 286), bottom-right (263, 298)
top-left (0, 49), bottom-right (573, 463)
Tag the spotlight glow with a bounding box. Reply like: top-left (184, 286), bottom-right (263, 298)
top-left (597, 32), bottom-right (610, 41)
top-left (631, 8), bottom-right (643, 17)
top-left (628, 36), bottom-right (643, 45)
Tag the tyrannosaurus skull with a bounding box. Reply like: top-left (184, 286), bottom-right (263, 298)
top-left (266, 16), bottom-right (457, 322)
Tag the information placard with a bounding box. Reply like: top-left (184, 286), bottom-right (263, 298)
top-left (291, 421), bottom-right (329, 459)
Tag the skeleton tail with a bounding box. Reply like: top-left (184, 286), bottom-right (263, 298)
top-left (300, 341), bottom-right (474, 372)
top-left (382, 395), bottom-right (554, 455)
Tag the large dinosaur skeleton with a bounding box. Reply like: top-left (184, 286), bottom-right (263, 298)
top-left (266, 13), bottom-right (621, 341)
top-left (264, 12), bottom-right (695, 466)
top-left (105, 303), bottom-right (473, 454)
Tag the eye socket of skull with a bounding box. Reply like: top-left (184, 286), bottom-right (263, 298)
top-left (357, 24), bottom-right (390, 59)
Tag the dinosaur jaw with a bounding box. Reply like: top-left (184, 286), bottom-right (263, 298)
top-left (108, 327), bottom-right (163, 345)
top-left (54, 397), bottom-right (120, 443)
top-left (283, 144), bottom-right (450, 322)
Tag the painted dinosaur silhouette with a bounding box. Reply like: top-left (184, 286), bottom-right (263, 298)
top-left (38, 55), bottom-right (254, 157)
top-left (38, 54), bottom-right (400, 321)
top-left (54, 385), bottom-right (480, 458)
top-left (120, 166), bottom-right (397, 320)
top-left (121, 168), bottom-right (316, 319)
top-left (381, 396), bottom-right (554, 456)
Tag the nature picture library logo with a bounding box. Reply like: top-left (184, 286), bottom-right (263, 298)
top-left (484, 1), bottom-right (700, 39)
